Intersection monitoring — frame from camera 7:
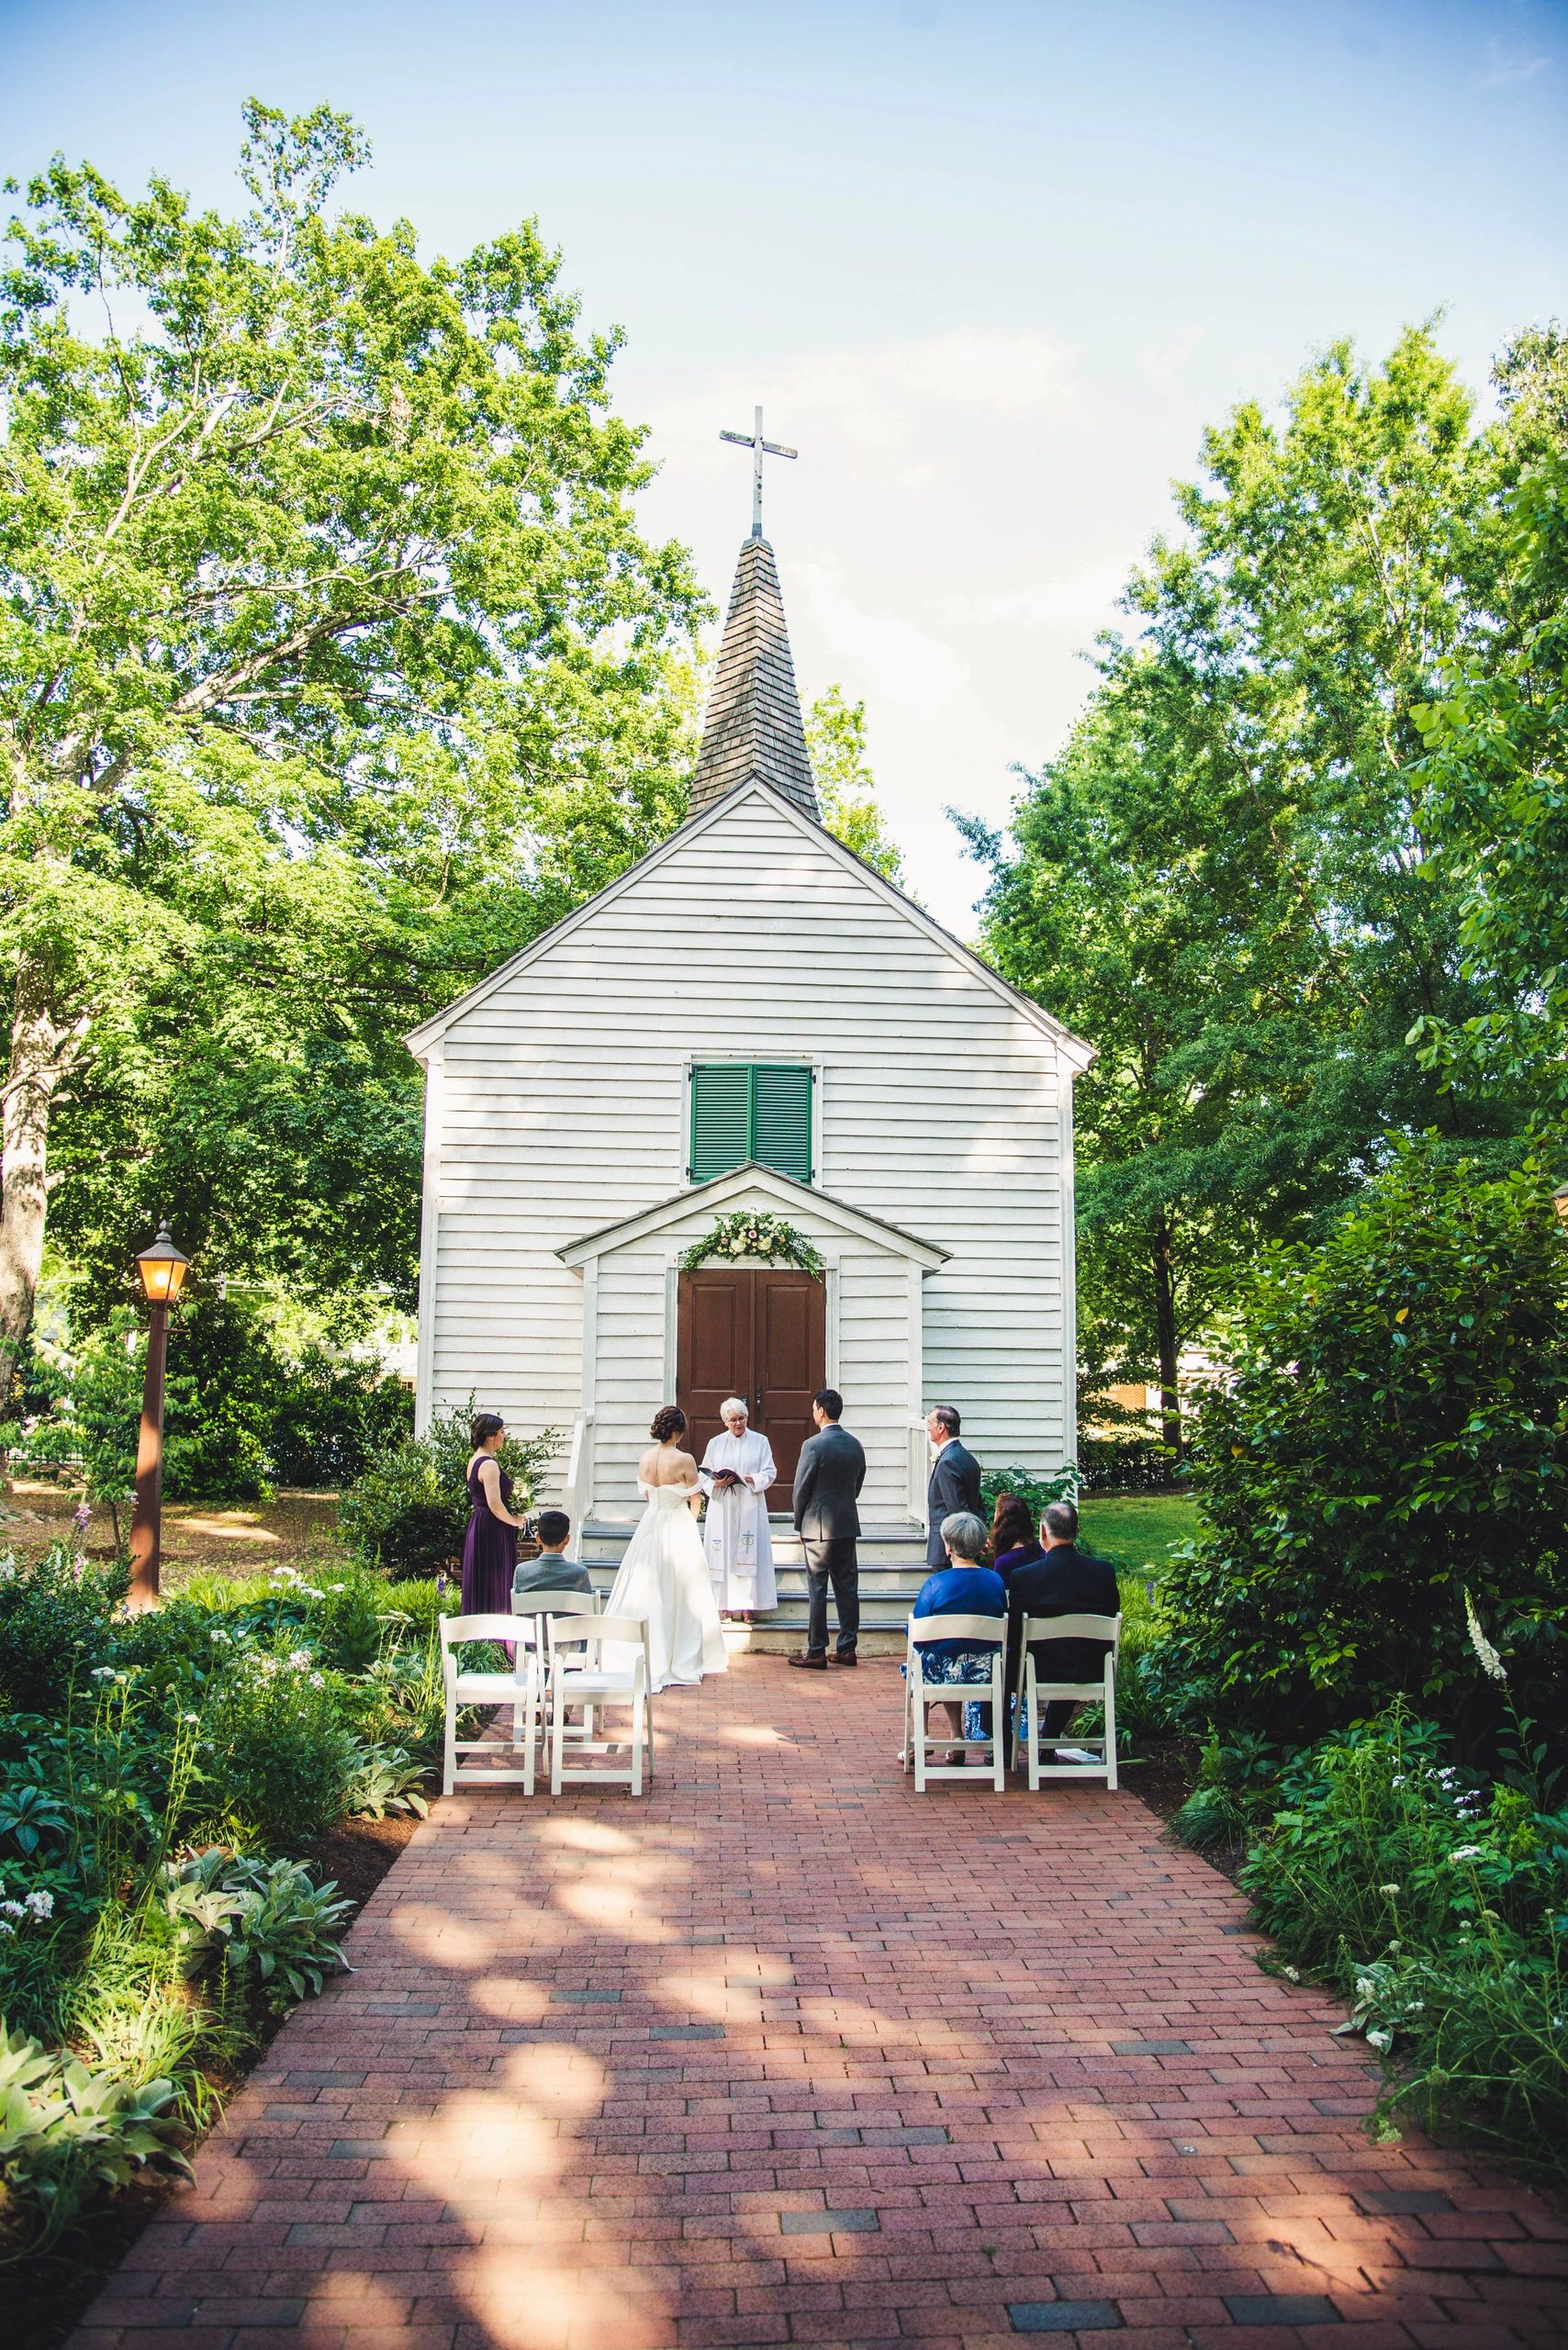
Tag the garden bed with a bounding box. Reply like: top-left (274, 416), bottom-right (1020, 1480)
top-left (6, 1805), bottom-right (425, 2350)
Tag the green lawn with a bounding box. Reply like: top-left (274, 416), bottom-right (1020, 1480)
top-left (1079, 1491), bottom-right (1198, 1575)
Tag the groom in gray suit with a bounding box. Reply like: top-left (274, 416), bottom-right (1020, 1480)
top-left (789, 1388), bottom-right (866, 1669)
top-left (925, 1404), bottom-right (982, 1567)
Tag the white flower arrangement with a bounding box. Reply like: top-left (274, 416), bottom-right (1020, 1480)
top-left (678, 1211), bottom-right (823, 1278)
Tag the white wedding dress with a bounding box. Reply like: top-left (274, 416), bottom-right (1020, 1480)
top-left (606, 1483), bottom-right (729, 1691)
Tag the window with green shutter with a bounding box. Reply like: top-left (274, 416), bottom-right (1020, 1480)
top-left (689, 1063), bottom-right (813, 1182)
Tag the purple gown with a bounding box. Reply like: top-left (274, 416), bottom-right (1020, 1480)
top-left (460, 1456), bottom-right (519, 1615)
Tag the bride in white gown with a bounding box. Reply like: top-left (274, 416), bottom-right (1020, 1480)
top-left (605, 1405), bottom-right (729, 1691)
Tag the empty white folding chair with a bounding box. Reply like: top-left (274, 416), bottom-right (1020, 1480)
top-left (902, 1613), bottom-right (1008, 1792)
top-left (513, 1587), bottom-right (599, 1763)
top-left (1012, 1613), bottom-right (1122, 1792)
top-left (440, 1614), bottom-right (541, 1796)
top-left (545, 1614), bottom-right (655, 1796)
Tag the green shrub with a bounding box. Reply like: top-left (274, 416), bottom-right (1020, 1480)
top-left (1158, 1145), bottom-right (1568, 1753)
top-left (1227, 1705), bottom-right (1568, 2182)
top-left (0, 1547), bottom-right (123, 1717)
top-left (266, 1348), bottom-right (411, 1488)
top-left (977, 1463), bottom-right (1076, 1525)
top-left (0, 2021), bottom-right (186, 2253)
top-left (158, 1849), bottom-right (352, 2012)
top-left (338, 1398), bottom-right (561, 1580)
top-left (203, 1649), bottom-right (356, 1847)
top-left (161, 1294), bottom-right (279, 1504)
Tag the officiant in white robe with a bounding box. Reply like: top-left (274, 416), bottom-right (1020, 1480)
top-left (699, 1399), bottom-right (778, 1616)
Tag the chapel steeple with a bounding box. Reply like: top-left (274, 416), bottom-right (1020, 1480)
top-left (688, 532), bottom-right (820, 824)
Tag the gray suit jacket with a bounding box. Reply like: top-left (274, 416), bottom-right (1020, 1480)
top-left (791, 1424), bottom-right (866, 1540)
top-left (926, 1439), bottom-right (982, 1566)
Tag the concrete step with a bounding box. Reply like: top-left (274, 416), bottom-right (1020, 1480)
top-left (575, 1516), bottom-right (934, 1646)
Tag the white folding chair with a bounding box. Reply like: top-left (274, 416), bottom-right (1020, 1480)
top-left (440, 1614), bottom-right (541, 1796)
top-left (513, 1587), bottom-right (599, 1756)
top-left (902, 1613), bottom-right (1008, 1792)
top-left (1013, 1613), bottom-right (1122, 1791)
top-left (545, 1614), bottom-right (655, 1796)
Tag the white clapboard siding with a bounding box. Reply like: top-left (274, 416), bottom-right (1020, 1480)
top-left (415, 786), bottom-right (1082, 1510)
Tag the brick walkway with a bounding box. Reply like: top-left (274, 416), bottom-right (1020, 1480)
top-left (74, 1655), bottom-right (1567, 2350)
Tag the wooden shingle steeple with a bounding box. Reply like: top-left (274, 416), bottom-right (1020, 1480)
top-left (687, 535), bottom-right (820, 824)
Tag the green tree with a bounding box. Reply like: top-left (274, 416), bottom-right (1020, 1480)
top-left (1412, 452), bottom-right (1568, 1118)
top-left (970, 328), bottom-right (1532, 1430)
top-left (804, 686), bottom-right (907, 885)
top-left (0, 100), bottom-right (703, 1383)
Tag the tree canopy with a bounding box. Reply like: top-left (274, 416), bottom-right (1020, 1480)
top-left (969, 326), bottom-right (1551, 1436)
top-left (0, 101), bottom-right (705, 1365)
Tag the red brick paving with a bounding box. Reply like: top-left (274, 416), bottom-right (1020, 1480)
top-left (72, 1655), bottom-right (1568, 2350)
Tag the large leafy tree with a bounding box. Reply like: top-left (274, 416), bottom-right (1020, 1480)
top-left (804, 685), bottom-right (907, 886)
top-left (971, 328), bottom-right (1533, 1433)
top-left (0, 102), bottom-right (703, 1371)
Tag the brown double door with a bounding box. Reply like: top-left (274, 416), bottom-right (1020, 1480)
top-left (677, 1269), bottom-right (825, 1496)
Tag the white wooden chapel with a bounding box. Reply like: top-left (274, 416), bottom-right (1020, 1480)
top-left (406, 476), bottom-right (1094, 1535)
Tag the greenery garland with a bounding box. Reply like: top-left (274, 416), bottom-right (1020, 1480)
top-left (678, 1211), bottom-right (823, 1278)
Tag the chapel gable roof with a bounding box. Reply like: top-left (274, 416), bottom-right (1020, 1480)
top-left (687, 535), bottom-right (819, 823)
top-left (404, 778), bottom-right (1095, 1070)
top-left (557, 1161), bottom-right (949, 1269)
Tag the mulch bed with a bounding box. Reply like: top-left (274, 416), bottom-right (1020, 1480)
top-left (6, 1807), bottom-right (426, 2350)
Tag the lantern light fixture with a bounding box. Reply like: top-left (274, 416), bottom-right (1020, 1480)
top-left (135, 1222), bottom-right (190, 1305)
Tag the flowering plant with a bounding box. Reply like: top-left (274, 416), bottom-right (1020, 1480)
top-left (678, 1211), bottom-right (823, 1278)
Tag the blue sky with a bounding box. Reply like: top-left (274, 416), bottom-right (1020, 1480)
top-left (3, 0), bottom-right (1564, 928)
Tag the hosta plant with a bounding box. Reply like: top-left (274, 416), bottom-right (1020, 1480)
top-left (0, 2023), bottom-right (186, 2252)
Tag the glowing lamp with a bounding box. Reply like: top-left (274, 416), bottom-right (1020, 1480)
top-left (135, 1223), bottom-right (190, 1306)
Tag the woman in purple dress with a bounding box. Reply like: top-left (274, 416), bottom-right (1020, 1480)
top-left (460, 1413), bottom-right (531, 1615)
top-left (986, 1491), bottom-right (1044, 1588)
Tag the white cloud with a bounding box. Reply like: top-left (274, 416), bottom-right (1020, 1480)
top-left (1477, 40), bottom-right (1552, 89)
top-left (1140, 324), bottom-right (1205, 388)
top-left (653, 328), bottom-right (1078, 473)
top-left (941, 556), bottom-right (1128, 629)
top-left (793, 559), bottom-right (968, 718)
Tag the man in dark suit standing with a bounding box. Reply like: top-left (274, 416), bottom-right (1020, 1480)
top-left (925, 1405), bottom-right (981, 1569)
top-left (1006, 1499), bottom-right (1120, 1745)
top-left (789, 1388), bottom-right (866, 1669)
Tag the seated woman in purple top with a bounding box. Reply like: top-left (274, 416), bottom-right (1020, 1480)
top-left (910, 1510), bottom-right (1007, 1765)
top-left (986, 1491), bottom-right (1044, 1586)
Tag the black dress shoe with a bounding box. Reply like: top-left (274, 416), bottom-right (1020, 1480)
top-left (788, 1651), bottom-right (828, 1670)
top-left (829, 1651), bottom-right (858, 1666)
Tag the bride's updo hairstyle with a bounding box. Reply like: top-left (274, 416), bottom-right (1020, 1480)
top-left (650, 1404), bottom-right (688, 1443)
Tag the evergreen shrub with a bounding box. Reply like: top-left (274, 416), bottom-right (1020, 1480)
top-left (1159, 1144), bottom-right (1568, 1754)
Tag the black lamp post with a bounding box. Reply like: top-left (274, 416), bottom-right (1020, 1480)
top-left (127, 1223), bottom-right (189, 1608)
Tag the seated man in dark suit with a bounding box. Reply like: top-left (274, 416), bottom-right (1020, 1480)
top-left (1005, 1499), bottom-right (1119, 1751)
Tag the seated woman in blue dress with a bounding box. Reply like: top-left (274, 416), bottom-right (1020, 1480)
top-left (910, 1511), bottom-right (1007, 1766)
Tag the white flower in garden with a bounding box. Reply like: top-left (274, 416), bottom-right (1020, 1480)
top-left (25, 1890), bottom-right (52, 1919)
top-left (1450, 1845), bottom-right (1484, 1863)
top-left (1378, 1885), bottom-right (1401, 1897)
top-left (0, 1900), bottom-right (25, 1920)
top-left (1463, 1590), bottom-right (1507, 1684)
top-left (183, 1712), bottom-right (199, 1725)
top-left (287, 1649), bottom-right (312, 1670)
top-left (209, 1628), bottom-right (230, 1644)
top-left (0, 1920), bottom-right (14, 1938)
top-left (1365, 2028), bottom-right (1392, 2053)
top-left (329, 1583), bottom-right (344, 1593)
top-left (309, 1673), bottom-right (325, 1688)
top-left (90, 1666), bottom-right (115, 1680)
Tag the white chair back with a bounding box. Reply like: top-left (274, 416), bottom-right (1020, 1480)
top-left (909, 1613), bottom-right (1007, 1647)
top-left (1014, 1612), bottom-right (1123, 1793)
top-left (440, 1612), bottom-right (529, 1660)
top-left (545, 1615), bottom-right (655, 1796)
top-left (512, 1585), bottom-right (598, 1617)
top-left (1019, 1611), bottom-right (1121, 1652)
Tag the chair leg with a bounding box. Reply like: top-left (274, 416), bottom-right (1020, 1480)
top-left (913, 1690), bottom-right (926, 1791)
top-left (631, 1698), bottom-right (644, 1797)
top-left (442, 1695), bottom-right (456, 1798)
top-left (1104, 1674), bottom-right (1118, 1792)
top-left (991, 1669), bottom-right (1005, 1791)
top-left (1025, 1668), bottom-right (1040, 1792)
top-left (550, 1682), bottom-right (565, 1796)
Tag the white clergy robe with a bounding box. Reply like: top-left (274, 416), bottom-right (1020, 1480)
top-left (699, 1429), bottom-right (778, 1611)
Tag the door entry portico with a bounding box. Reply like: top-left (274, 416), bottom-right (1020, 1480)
top-left (677, 1269), bottom-right (825, 1493)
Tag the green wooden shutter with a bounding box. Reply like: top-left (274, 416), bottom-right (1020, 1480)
top-left (689, 1064), bottom-right (752, 1180)
top-left (751, 1064), bottom-right (813, 1181)
top-left (689, 1063), bottom-right (814, 1182)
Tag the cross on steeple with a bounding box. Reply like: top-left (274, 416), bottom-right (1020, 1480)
top-left (720, 406), bottom-right (798, 539)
